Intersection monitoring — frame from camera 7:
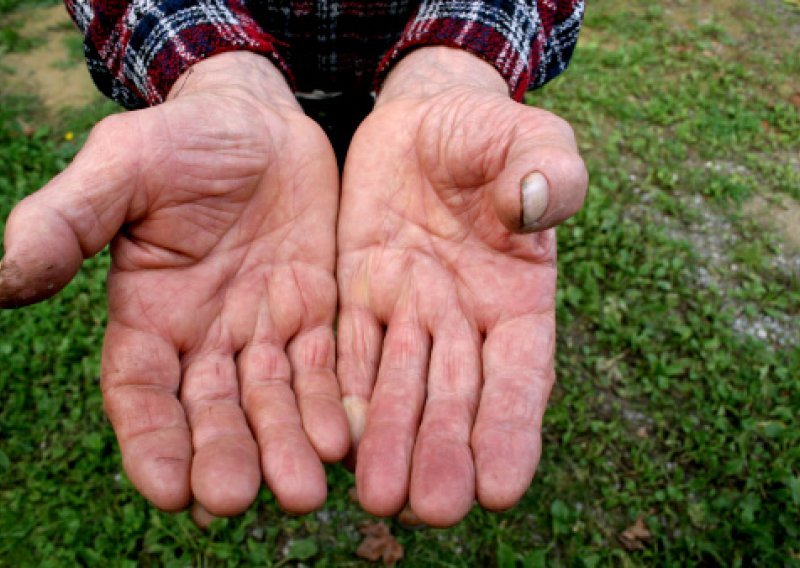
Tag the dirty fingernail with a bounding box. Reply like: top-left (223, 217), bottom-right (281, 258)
top-left (521, 172), bottom-right (549, 231)
top-left (398, 503), bottom-right (426, 529)
top-left (342, 395), bottom-right (369, 446)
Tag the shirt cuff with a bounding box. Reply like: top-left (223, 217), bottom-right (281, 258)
top-left (374, 1), bottom-right (584, 102)
top-left (374, 3), bottom-right (536, 101)
top-left (82, 0), bottom-right (292, 108)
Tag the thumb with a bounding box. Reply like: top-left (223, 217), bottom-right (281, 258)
top-left (490, 113), bottom-right (588, 233)
top-left (0, 114), bottom-right (141, 308)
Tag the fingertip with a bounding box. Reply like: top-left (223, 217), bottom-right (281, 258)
top-left (355, 472), bottom-right (407, 517)
top-left (259, 428), bottom-right (330, 515)
top-left (0, 226), bottom-right (82, 308)
top-left (493, 146), bottom-right (588, 233)
top-left (355, 435), bottom-right (409, 518)
top-left (191, 439), bottom-right (261, 517)
top-left (191, 502), bottom-right (218, 529)
top-left (473, 429), bottom-right (540, 512)
top-left (355, 484), bottom-right (406, 518)
top-left (409, 501), bottom-right (471, 528)
top-left (272, 460), bottom-right (328, 514)
top-left (409, 479), bottom-right (474, 528)
top-left (408, 438), bottom-right (475, 527)
top-left (304, 398), bottom-right (351, 463)
top-left (524, 148), bottom-right (588, 232)
top-left (123, 433), bottom-right (193, 512)
top-left (475, 482), bottom-right (525, 512)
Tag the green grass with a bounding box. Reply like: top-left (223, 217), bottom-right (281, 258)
top-left (1, 0), bottom-right (799, 565)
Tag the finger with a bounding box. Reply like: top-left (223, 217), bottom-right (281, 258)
top-left (181, 351), bottom-right (261, 517)
top-left (101, 321), bottom-right (192, 511)
top-left (409, 322), bottom-right (481, 527)
top-left (239, 341), bottom-right (327, 513)
top-left (0, 114), bottom-right (141, 307)
top-left (472, 314), bottom-right (555, 510)
top-left (191, 502), bottom-right (218, 529)
top-left (490, 111), bottom-right (588, 233)
top-left (356, 317), bottom-right (430, 517)
top-left (336, 306), bottom-right (384, 448)
top-left (287, 325), bottom-right (349, 462)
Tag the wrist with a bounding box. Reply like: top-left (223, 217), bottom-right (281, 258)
top-left (376, 46), bottom-right (509, 107)
top-left (167, 51), bottom-right (300, 112)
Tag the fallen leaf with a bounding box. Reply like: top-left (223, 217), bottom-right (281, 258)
top-left (636, 426), bottom-right (649, 439)
top-left (790, 92), bottom-right (800, 111)
top-left (356, 521), bottom-right (404, 565)
top-left (348, 486), bottom-right (360, 504)
top-left (618, 515), bottom-right (651, 551)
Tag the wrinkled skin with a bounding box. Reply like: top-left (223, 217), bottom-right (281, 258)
top-left (1, 47), bottom-right (587, 527)
top-left (337, 48), bottom-right (587, 527)
top-left (0, 52), bottom-right (348, 516)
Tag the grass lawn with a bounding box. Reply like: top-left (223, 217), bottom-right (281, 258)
top-left (1, 0), bottom-right (799, 565)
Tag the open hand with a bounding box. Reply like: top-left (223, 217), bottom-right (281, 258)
top-left (0, 52), bottom-right (348, 517)
top-left (337, 47), bottom-right (587, 526)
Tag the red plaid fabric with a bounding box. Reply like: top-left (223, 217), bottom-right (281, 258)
top-left (64, 0), bottom-right (584, 108)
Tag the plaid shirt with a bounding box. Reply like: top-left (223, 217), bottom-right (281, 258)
top-left (64, 0), bottom-right (584, 109)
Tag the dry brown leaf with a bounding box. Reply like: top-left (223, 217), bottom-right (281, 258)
top-left (618, 515), bottom-right (652, 551)
top-left (348, 486), bottom-right (360, 504)
top-left (636, 426), bottom-right (649, 439)
top-left (790, 92), bottom-right (800, 111)
top-left (356, 521), bottom-right (404, 566)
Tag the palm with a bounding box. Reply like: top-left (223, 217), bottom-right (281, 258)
top-left (98, 89), bottom-right (348, 515)
top-left (338, 90), bottom-right (565, 526)
top-left (0, 50), bottom-right (352, 517)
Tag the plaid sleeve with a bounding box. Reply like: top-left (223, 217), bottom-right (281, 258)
top-left (375, 0), bottom-right (585, 101)
top-left (63, 0), bottom-right (292, 109)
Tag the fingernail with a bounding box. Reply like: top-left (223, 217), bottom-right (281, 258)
top-left (342, 395), bottom-right (369, 445)
top-left (521, 172), bottom-right (549, 231)
top-left (191, 502), bottom-right (217, 529)
top-left (398, 503), bottom-right (426, 529)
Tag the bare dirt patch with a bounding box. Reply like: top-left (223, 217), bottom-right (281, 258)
top-left (627, 183), bottom-right (800, 348)
top-left (2, 4), bottom-right (97, 109)
top-left (745, 192), bottom-right (800, 255)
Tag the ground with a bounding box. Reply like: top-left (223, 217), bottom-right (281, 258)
top-left (2, 4), bottom-right (95, 109)
top-left (0, 0), bottom-right (798, 565)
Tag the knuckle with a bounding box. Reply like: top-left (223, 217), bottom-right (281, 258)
top-left (430, 340), bottom-right (480, 396)
top-left (293, 328), bottom-right (334, 369)
top-left (90, 113), bottom-right (128, 145)
top-left (339, 312), bottom-right (377, 361)
top-left (485, 384), bottom-right (537, 426)
top-left (383, 324), bottom-right (426, 371)
top-left (239, 342), bottom-right (291, 384)
top-left (103, 385), bottom-right (183, 438)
